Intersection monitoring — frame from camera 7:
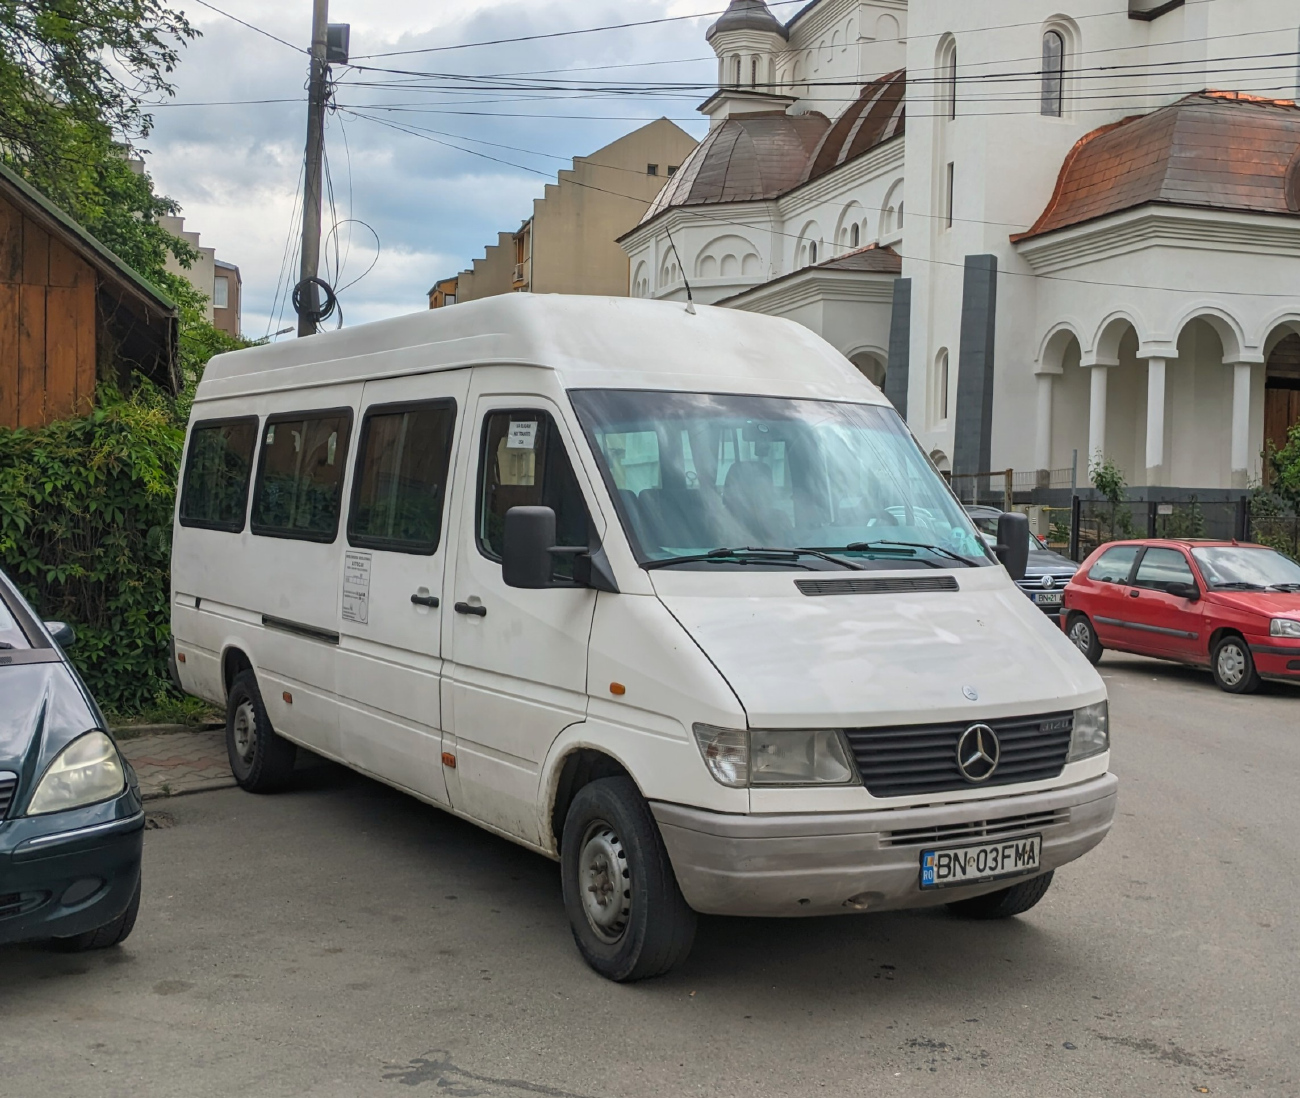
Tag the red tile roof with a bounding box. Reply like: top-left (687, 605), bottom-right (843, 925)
top-left (1015, 92), bottom-right (1300, 241)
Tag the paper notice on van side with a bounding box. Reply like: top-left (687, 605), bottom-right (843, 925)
top-left (342, 551), bottom-right (372, 625)
top-left (507, 420), bottom-right (538, 450)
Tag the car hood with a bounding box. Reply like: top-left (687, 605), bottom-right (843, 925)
top-left (649, 568), bottom-right (1104, 728)
top-left (1025, 548), bottom-right (1077, 576)
top-left (0, 661), bottom-right (98, 776)
top-left (1206, 590), bottom-right (1300, 619)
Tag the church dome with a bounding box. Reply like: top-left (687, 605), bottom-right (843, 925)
top-left (706, 0), bottom-right (788, 41)
top-left (802, 69), bottom-right (906, 183)
top-left (639, 111), bottom-right (830, 224)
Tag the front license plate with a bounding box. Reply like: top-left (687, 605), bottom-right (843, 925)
top-left (1033, 591), bottom-right (1063, 605)
top-left (920, 835), bottom-right (1042, 889)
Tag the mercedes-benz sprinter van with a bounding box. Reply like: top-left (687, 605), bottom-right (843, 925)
top-left (171, 295), bottom-right (1116, 981)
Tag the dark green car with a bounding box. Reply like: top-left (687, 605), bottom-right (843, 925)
top-left (0, 569), bottom-right (143, 950)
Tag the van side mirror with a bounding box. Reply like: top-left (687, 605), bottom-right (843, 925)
top-left (1165, 581), bottom-right (1200, 601)
top-left (994, 512), bottom-right (1030, 582)
top-left (44, 621), bottom-right (76, 648)
top-left (502, 506), bottom-right (621, 593)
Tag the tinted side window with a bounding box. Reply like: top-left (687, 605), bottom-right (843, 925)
top-left (1133, 547), bottom-right (1195, 591)
top-left (1088, 545), bottom-right (1139, 584)
top-left (179, 418), bottom-right (258, 531)
top-left (349, 401), bottom-right (457, 555)
top-left (251, 410), bottom-right (352, 541)
top-left (478, 410), bottom-right (588, 578)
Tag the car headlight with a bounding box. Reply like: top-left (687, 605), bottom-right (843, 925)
top-left (1270, 618), bottom-right (1300, 639)
top-left (26, 731), bottom-right (126, 816)
top-left (692, 724), bottom-right (856, 787)
top-left (1068, 701), bottom-right (1109, 762)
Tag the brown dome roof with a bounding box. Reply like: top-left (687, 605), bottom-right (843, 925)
top-left (640, 111), bottom-right (830, 224)
top-left (706, 0), bottom-right (788, 41)
top-left (803, 69), bottom-right (906, 183)
top-left (1016, 91), bottom-right (1300, 241)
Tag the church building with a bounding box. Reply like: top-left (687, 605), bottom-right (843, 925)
top-left (619, 0), bottom-right (1300, 493)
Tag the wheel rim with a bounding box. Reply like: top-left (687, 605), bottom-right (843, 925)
top-left (1069, 620), bottom-right (1092, 654)
top-left (232, 699), bottom-right (258, 763)
top-left (577, 820), bottom-right (631, 943)
top-left (1217, 643), bottom-right (1247, 686)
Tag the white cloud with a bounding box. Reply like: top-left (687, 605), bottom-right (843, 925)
top-left (150, 0), bottom-right (721, 333)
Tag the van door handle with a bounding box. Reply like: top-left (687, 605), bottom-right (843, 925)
top-left (454, 601), bottom-right (487, 617)
top-left (410, 593), bottom-right (440, 608)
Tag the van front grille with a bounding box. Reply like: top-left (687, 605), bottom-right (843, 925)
top-left (845, 712), bottom-right (1074, 799)
top-left (880, 809), bottom-right (1070, 847)
top-left (0, 773), bottom-right (16, 818)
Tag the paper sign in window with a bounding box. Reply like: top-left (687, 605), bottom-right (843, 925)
top-left (507, 421), bottom-right (538, 450)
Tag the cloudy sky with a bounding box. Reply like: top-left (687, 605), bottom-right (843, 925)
top-left (140, 1), bottom-right (800, 338)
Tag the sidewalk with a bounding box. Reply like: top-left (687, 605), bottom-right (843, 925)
top-left (116, 726), bottom-right (235, 801)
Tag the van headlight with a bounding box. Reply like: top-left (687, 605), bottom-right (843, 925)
top-left (26, 731), bottom-right (126, 815)
top-left (1270, 618), bottom-right (1300, 638)
top-left (692, 724), bottom-right (856, 787)
top-left (1068, 702), bottom-right (1109, 762)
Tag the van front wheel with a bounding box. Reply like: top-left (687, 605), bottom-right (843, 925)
top-left (946, 870), bottom-right (1054, 920)
top-left (560, 776), bottom-right (696, 982)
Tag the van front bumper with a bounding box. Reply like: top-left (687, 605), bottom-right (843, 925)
top-left (651, 772), bottom-right (1117, 917)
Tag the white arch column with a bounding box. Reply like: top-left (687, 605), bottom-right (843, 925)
top-left (1034, 371), bottom-right (1054, 476)
top-left (1087, 363), bottom-right (1109, 472)
top-left (1229, 361), bottom-right (1253, 489)
top-left (1144, 357), bottom-right (1167, 486)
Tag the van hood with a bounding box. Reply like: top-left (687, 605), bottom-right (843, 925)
top-left (650, 570), bottom-right (1103, 728)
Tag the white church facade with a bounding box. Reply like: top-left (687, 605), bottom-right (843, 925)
top-left (619, 0), bottom-right (1300, 493)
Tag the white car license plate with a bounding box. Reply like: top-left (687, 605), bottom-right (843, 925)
top-left (1033, 591), bottom-right (1063, 606)
top-left (920, 835), bottom-right (1042, 889)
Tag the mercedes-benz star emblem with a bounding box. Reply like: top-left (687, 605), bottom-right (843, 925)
top-left (1041, 575), bottom-right (1056, 590)
top-left (956, 724), bottom-right (1000, 783)
top-left (962, 685), bottom-right (979, 702)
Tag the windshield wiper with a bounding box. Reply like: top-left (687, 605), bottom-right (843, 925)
top-left (644, 547), bottom-right (862, 571)
top-left (0, 641), bottom-right (13, 650)
top-left (843, 540), bottom-right (983, 568)
top-left (1268, 583), bottom-right (1300, 592)
top-left (1211, 581), bottom-right (1266, 590)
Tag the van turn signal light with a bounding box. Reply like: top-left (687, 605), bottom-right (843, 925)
top-left (610, 682), bottom-right (626, 696)
top-left (282, 691), bottom-right (293, 705)
top-left (442, 752), bottom-right (457, 769)
top-left (176, 652), bottom-right (186, 664)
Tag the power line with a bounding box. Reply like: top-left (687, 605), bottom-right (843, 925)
top-left (188, 0), bottom-right (306, 53)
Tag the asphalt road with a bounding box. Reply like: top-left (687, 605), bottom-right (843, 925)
top-left (2, 655), bottom-right (1297, 1098)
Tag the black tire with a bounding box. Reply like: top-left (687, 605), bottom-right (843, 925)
top-left (53, 874), bottom-right (141, 952)
top-left (1211, 634), bottom-right (1261, 694)
top-left (226, 669), bottom-right (297, 792)
top-left (560, 776), bottom-right (696, 982)
top-left (1065, 612), bottom-right (1103, 665)
top-left (947, 870), bottom-right (1054, 920)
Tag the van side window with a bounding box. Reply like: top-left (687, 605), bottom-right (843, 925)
top-left (251, 410), bottom-right (352, 542)
top-left (348, 400), bottom-right (457, 555)
top-left (1132, 547), bottom-right (1195, 592)
top-left (477, 410), bottom-right (588, 578)
top-left (1088, 545), bottom-right (1139, 584)
top-left (179, 417), bottom-right (259, 531)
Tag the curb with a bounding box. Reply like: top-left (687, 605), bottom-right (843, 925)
top-left (141, 777), bottom-right (238, 801)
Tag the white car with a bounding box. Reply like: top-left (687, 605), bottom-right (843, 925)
top-left (170, 295), bottom-right (1116, 981)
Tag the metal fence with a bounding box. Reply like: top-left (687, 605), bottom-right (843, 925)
top-left (1068, 497), bottom-right (1250, 562)
top-left (1249, 511), bottom-right (1300, 558)
top-left (949, 462), bottom-right (1078, 508)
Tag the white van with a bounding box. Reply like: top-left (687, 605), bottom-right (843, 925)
top-left (171, 295), bottom-right (1116, 981)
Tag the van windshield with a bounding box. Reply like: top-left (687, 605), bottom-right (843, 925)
top-left (569, 390), bottom-right (991, 570)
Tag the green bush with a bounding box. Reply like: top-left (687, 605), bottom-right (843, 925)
top-left (0, 382), bottom-right (184, 712)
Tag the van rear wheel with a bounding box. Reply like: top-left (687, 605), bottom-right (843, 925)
top-left (947, 870), bottom-right (1054, 920)
top-left (560, 776), bottom-right (696, 982)
top-left (226, 669), bottom-right (297, 793)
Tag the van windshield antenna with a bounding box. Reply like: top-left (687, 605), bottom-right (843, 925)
top-left (663, 226), bottom-right (696, 315)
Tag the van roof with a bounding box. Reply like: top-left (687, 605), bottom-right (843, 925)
top-left (197, 294), bottom-right (884, 405)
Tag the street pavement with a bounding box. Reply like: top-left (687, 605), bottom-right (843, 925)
top-left (1, 655), bottom-right (1297, 1098)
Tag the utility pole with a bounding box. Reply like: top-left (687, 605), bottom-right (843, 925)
top-left (297, 0), bottom-right (330, 337)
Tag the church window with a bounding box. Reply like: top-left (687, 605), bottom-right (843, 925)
top-left (945, 163), bottom-right (955, 229)
top-left (809, 241), bottom-right (818, 264)
top-left (850, 223), bottom-right (860, 248)
top-left (751, 56), bottom-right (759, 87)
top-left (733, 56), bottom-right (742, 87)
top-left (942, 41), bottom-right (958, 120)
top-left (1042, 31), bottom-right (1065, 116)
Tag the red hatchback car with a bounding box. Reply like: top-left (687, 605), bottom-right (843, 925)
top-left (1062, 540), bottom-right (1300, 694)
